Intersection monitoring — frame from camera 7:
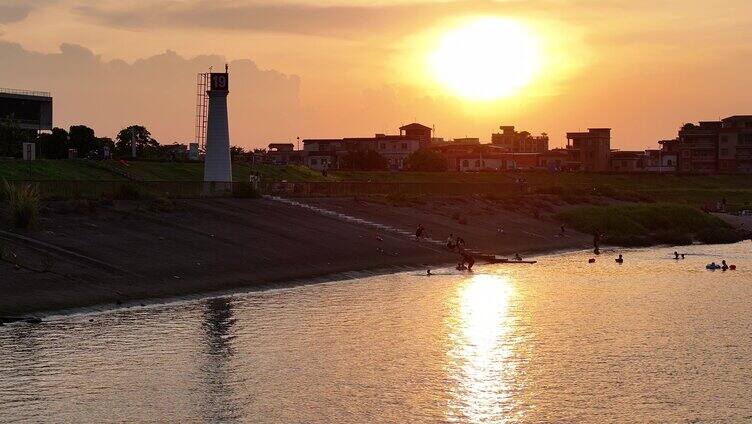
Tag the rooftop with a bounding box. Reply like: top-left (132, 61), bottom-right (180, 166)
top-left (0, 87), bottom-right (51, 98)
top-left (399, 123), bottom-right (431, 131)
top-left (722, 115), bottom-right (752, 122)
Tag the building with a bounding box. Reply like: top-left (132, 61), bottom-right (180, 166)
top-left (399, 123), bottom-right (432, 146)
top-left (267, 143), bottom-right (304, 165)
top-left (431, 143), bottom-right (497, 171)
top-left (610, 150), bottom-right (648, 172)
top-left (301, 123), bottom-right (430, 171)
top-left (372, 134), bottom-right (422, 170)
top-left (538, 148), bottom-right (580, 171)
top-left (0, 87), bottom-right (53, 131)
top-left (491, 126), bottom-right (549, 153)
top-left (457, 152), bottom-right (539, 171)
top-left (718, 116), bottom-right (752, 174)
top-left (452, 137), bottom-right (481, 145)
top-left (566, 128), bottom-right (611, 172)
top-left (302, 139), bottom-right (342, 170)
top-left (673, 116), bottom-right (752, 174)
top-left (432, 142), bottom-right (539, 171)
top-left (677, 121), bottom-right (721, 173)
top-left (645, 139), bottom-right (678, 172)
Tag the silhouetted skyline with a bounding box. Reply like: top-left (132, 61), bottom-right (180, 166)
top-left (1, 0), bottom-right (751, 149)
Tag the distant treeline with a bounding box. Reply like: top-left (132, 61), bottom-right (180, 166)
top-left (0, 118), bottom-right (252, 161)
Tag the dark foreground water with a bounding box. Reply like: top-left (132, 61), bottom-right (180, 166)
top-left (1, 243), bottom-right (751, 423)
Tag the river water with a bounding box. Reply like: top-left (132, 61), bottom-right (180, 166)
top-left (1, 243), bottom-right (751, 423)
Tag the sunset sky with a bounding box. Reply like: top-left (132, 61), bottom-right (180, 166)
top-left (1, 0), bottom-right (751, 150)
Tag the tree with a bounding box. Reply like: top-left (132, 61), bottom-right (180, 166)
top-left (681, 123), bottom-right (696, 131)
top-left (115, 125), bottom-right (159, 157)
top-left (94, 137), bottom-right (116, 159)
top-left (340, 149), bottom-right (388, 171)
top-left (230, 145), bottom-right (246, 161)
top-left (403, 148), bottom-right (448, 172)
top-left (68, 125), bottom-right (98, 157)
top-left (38, 127), bottom-right (69, 159)
top-left (0, 118), bottom-right (30, 158)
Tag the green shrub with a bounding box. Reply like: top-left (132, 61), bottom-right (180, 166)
top-left (2, 180), bottom-right (40, 229)
top-left (403, 148), bottom-right (448, 172)
top-left (558, 203), bottom-right (737, 247)
top-left (604, 234), bottom-right (653, 247)
top-left (652, 230), bottom-right (693, 246)
top-left (696, 228), bottom-right (745, 244)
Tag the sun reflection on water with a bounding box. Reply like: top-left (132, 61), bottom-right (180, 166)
top-left (446, 273), bottom-right (523, 423)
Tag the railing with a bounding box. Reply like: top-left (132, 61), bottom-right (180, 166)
top-left (0, 87), bottom-right (51, 97)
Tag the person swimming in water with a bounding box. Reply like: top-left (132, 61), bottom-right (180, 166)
top-left (616, 254), bottom-right (624, 264)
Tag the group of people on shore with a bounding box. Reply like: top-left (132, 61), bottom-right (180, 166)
top-left (414, 225), bottom-right (476, 271)
top-left (443, 232), bottom-right (474, 270)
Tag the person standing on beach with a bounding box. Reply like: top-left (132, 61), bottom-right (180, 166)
top-left (457, 245), bottom-right (475, 271)
top-left (593, 230), bottom-right (602, 254)
top-left (446, 233), bottom-right (455, 250)
top-left (415, 224), bottom-right (425, 240)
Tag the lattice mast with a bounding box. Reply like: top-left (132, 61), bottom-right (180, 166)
top-left (195, 72), bottom-right (209, 150)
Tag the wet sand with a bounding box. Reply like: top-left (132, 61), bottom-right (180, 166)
top-left (1, 197), bottom-right (591, 316)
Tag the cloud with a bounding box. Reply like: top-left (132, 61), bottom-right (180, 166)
top-left (0, 41), bottom-right (305, 147)
top-left (0, 0), bottom-right (53, 24)
top-left (72, 0), bottom-right (636, 38)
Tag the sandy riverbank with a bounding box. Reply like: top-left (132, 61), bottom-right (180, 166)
top-left (1, 196), bottom-right (592, 316)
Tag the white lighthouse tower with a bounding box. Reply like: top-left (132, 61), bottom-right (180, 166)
top-left (203, 69), bottom-right (232, 182)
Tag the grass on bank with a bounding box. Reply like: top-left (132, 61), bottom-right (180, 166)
top-left (558, 203), bottom-right (746, 246)
top-left (0, 160), bottom-right (335, 183)
top-left (0, 159), bottom-right (122, 181)
top-left (104, 161), bottom-right (336, 182)
top-left (1, 181), bottom-right (40, 229)
top-left (3, 159), bottom-right (752, 209)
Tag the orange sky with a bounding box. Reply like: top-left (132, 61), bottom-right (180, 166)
top-left (1, 0), bottom-right (751, 150)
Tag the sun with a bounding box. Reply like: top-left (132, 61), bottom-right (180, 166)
top-left (428, 18), bottom-right (542, 101)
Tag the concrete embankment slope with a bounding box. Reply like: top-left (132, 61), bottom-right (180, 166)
top-left (1, 198), bottom-right (445, 315)
top-left (0, 197), bottom-right (590, 316)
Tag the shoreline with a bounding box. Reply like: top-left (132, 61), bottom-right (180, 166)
top-left (8, 244), bottom-right (594, 322)
top-left (2, 197), bottom-right (595, 317)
